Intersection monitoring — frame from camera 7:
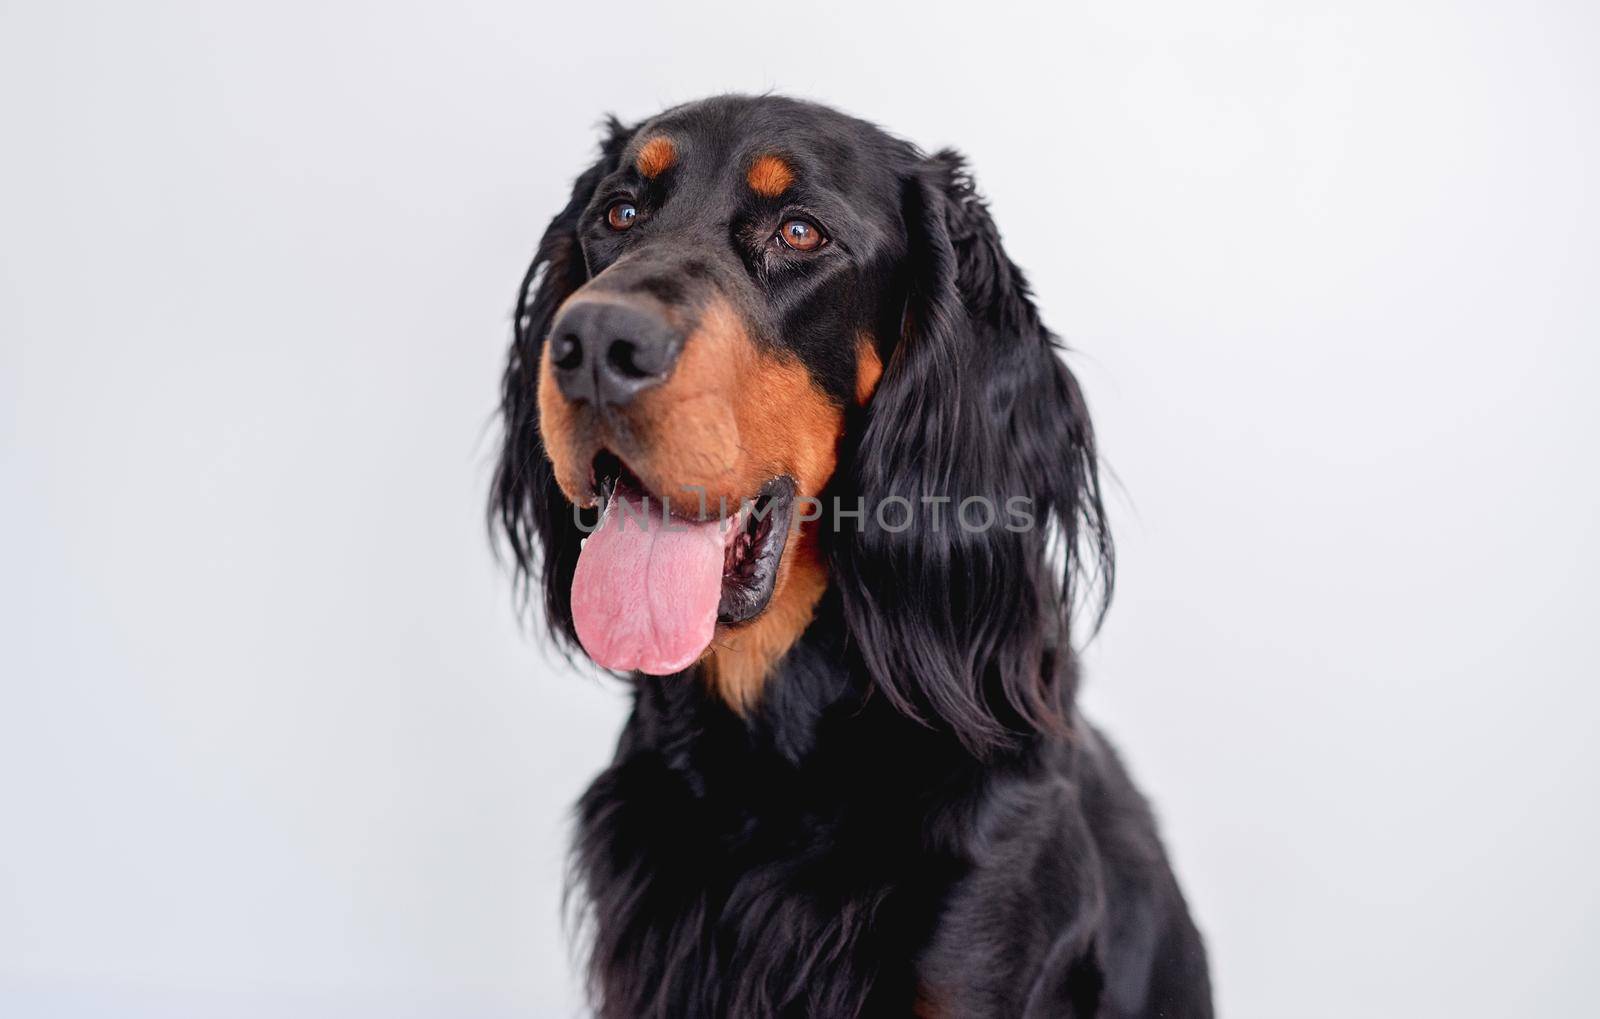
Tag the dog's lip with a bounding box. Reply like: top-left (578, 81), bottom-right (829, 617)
top-left (717, 476), bottom-right (796, 625)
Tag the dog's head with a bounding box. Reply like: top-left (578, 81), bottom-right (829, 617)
top-left (494, 95), bottom-right (1111, 752)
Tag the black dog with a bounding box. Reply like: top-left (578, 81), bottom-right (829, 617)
top-left (493, 94), bottom-right (1211, 1018)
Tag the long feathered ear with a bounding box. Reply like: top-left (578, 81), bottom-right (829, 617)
top-left (833, 150), bottom-right (1113, 756)
top-left (492, 118), bottom-right (632, 646)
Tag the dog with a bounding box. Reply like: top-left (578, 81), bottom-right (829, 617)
top-left (492, 94), bottom-right (1211, 1018)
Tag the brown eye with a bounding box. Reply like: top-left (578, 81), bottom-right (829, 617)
top-left (778, 218), bottom-right (824, 252)
top-left (606, 201), bottom-right (638, 231)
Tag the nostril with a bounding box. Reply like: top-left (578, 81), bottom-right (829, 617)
top-left (552, 333), bottom-right (583, 372)
top-left (606, 338), bottom-right (654, 380)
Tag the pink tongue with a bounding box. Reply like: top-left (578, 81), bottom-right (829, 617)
top-left (571, 488), bottom-right (727, 675)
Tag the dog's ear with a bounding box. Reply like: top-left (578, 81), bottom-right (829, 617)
top-left (492, 118), bottom-right (633, 647)
top-left (833, 150), bottom-right (1113, 755)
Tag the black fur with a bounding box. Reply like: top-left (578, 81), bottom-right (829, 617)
top-left (493, 95), bottom-right (1210, 1017)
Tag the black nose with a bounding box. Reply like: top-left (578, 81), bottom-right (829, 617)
top-left (548, 299), bottom-right (682, 408)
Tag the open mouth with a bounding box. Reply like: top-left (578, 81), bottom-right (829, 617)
top-left (571, 451), bottom-right (796, 674)
top-left (713, 474), bottom-right (796, 624)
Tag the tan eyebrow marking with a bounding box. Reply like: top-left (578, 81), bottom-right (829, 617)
top-left (746, 154), bottom-right (795, 197)
top-left (635, 136), bottom-right (677, 178)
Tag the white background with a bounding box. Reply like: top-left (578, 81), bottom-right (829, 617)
top-left (3, 1), bottom-right (1597, 1016)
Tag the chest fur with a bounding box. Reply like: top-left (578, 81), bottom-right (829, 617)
top-left (570, 749), bottom-right (959, 1018)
